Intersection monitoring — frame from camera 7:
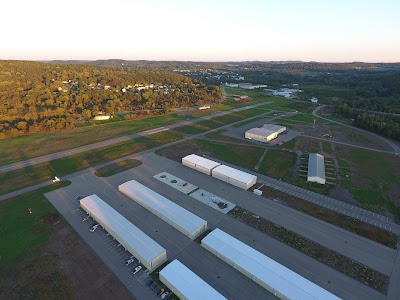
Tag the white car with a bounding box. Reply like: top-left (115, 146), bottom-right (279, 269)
top-left (132, 265), bottom-right (142, 275)
top-left (82, 216), bottom-right (90, 222)
top-left (125, 257), bottom-right (135, 266)
top-left (90, 224), bottom-right (99, 232)
top-left (160, 291), bottom-right (169, 299)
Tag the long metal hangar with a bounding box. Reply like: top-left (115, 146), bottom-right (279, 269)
top-left (307, 153), bottom-right (326, 184)
top-left (182, 154), bottom-right (221, 175)
top-left (212, 164), bottom-right (257, 190)
top-left (201, 229), bottom-right (341, 300)
top-left (80, 194), bottom-right (167, 271)
top-left (118, 180), bottom-right (207, 240)
top-left (182, 154), bottom-right (257, 190)
top-left (159, 260), bottom-right (227, 300)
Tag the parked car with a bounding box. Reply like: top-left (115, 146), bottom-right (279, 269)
top-left (132, 265), bottom-right (142, 275)
top-left (90, 223), bottom-right (99, 232)
top-left (160, 292), bottom-right (169, 299)
top-left (157, 288), bottom-right (165, 296)
top-left (146, 279), bottom-right (154, 287)
top-left (125, 257), bottom-right (135, 266)
top-left (82, 216), bottom-right (90, 222)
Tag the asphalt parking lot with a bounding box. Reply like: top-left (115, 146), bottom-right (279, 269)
top-left (44, 152), bottom-right (388, 300)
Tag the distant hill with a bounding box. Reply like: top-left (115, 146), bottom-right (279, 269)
top-left (0, 60), bottom-right (222, 138)
top-left (47, 59), bottom-right (400, 72)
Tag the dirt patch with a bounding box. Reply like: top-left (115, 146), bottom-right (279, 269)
top-left (0, 216), bottom-right (135, 300)
top-left (46, 222), bottom-right (135, 300)
top-left (328, 186), bottom-right (358, 205)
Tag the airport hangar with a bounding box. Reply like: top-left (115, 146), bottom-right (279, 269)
top-left (307, 153), bottom-right (326, 185)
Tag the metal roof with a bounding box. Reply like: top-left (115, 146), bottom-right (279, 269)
top-left (307, 153), bottom-right (326, 180)
top-left (159, 260), bottom-right (227, 300)
top-left (212, 165), bottom-right (257, 185)
top-left (261, 124), bottom-right (286, 133)
top-left (182, 154), bottom-right (221, 170)
top-left (202, 229), bottom-right (341, 300)
top-left (119, 180), bottom-right (207, 238)
top-left (80, 195), bottom-right (166, 263)
top-left (245, 128), bottom-right (276, 137)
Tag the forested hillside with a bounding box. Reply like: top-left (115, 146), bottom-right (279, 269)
top-left (0, 61), bottom-right (222, 138)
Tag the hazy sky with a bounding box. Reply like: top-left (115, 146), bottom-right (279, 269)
top-left (1, 0), bottom-right (399, 62)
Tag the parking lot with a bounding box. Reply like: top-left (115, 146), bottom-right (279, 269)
top-left (44, 151), bottom-right (386, 300)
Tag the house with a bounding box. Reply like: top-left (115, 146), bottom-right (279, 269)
top-left (310, 97), bottom-right (319, 104)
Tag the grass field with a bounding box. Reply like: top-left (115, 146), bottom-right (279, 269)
top-left (286, 113), bottom-right (315, 123)
top-left (174, 108), bottom-right (268, 134)
top-left (0, 113), bottom-right (186, 167)
top-left (94, 159), bottom-right (142, 177)
top-left (0, 131), bottom-right (182, 195)
top-left (258, 150), bottom-right (296, 181)
top-left (0, 181), bottom-right (71, 266)
top-left (337, 147), bottom-right (400, 221)
top-left (0, 181), bottom-right (134, 299)
top-left (322, 141), bottom-right (333, 154)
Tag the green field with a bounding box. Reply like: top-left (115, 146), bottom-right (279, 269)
top-left (337, 148), bottom-right (400, 221)
top-left (0, 181), bottom-right (71, 266)
top-left (0, 131), bottom-right (182, 195)
top-left (174, 108), bottom-right (268, 134)
top-left (0, 113), bottom-right (185, 167)
top-left (286, 113), bottom-right (315, 123)
top-left (94, 159), bottom-right (142, 177)
top-left (322, 141), bottom-right (333, 154)
top-left (258, 150), bottom-right (296, 181)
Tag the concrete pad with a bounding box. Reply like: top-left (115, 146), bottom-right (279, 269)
top-left (190, 189), bottom-right (236, 214)
top-left (153, 172), bottom-right (198, 194)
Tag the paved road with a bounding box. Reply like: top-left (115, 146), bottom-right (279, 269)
top-left (313, 106), bottom-right (400, 155)
top-left (44, 154), bottom-right (387, 299)
top-left (0, 102), bottom-right (270, 174)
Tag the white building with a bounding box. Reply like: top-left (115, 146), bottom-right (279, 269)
top-left (212, 165), bottom-right (257, 190)
top-left (245, 128), bottom-right (278, 143)
top-left (310, 97), bottom-right (319, 104)
top-left (202, 229), bottom-right (340, 300)
top-left (307, 153), bottom-right (326, 184)
top-left (80, 194), bottom-right (167, 271)
top-left (93, 115), bottom-right (110, 121)
top-left (261, 124), bottom-right (286, 134)
top-left (159, 260), bottom-right (227, 300)
top-left (182, 154), bottom-right (221, 175)
top-left (118, 180), bottom-right (207, 239)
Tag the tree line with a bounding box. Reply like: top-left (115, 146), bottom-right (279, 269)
top-left (335, 103), bottom-right (400, 141)
top-left (0, 61), bottom-right (222, 138)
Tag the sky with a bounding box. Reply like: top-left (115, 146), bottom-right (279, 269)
top-left (1, 0), bottom-right (399, 62)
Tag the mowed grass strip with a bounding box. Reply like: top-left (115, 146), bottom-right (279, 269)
top-left (0, 181), bottom-right (71, 266)
top-left (0, 131), bottom-right (182, 195)
top-left (174, 108), bottom-right (267, 134)
top-left (286, 113), bottom-right (315, 123)
top-left (0, 113), bottom-right (185, 167)
top-left (258, 149), bottom-right (296, 181)
top-left (94, 159), bottom-right (142, 177)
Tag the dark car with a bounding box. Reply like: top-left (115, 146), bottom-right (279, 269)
top-left (146, 279), bottom-right (154, 287)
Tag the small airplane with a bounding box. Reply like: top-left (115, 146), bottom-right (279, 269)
top-left (52, 176), bottom-right (60, 182)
